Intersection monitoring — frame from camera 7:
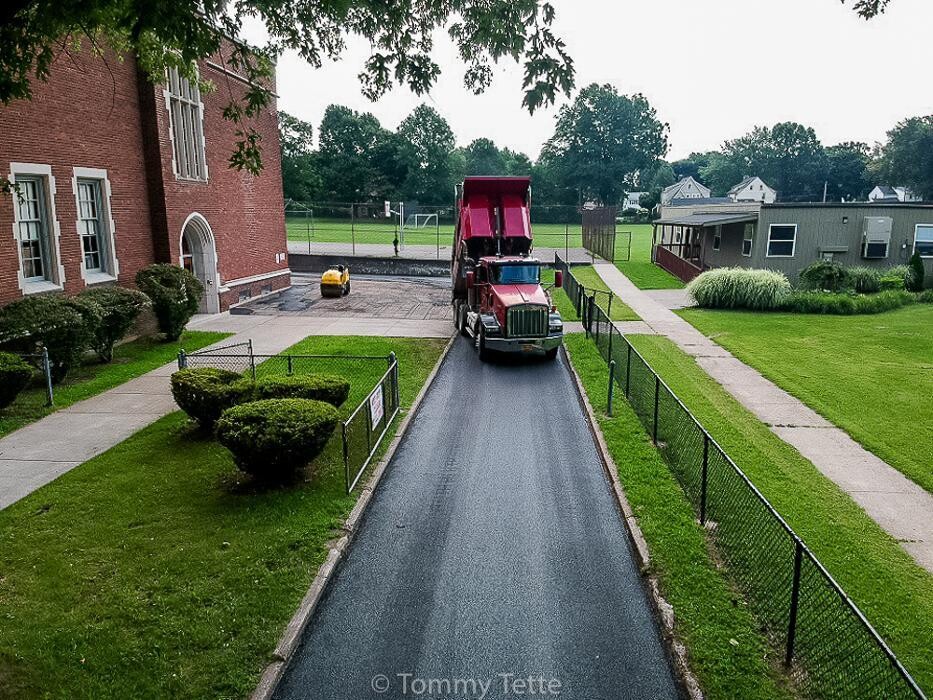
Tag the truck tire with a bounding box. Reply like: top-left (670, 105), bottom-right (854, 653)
top-left (457, 303), bottom-right (469, 337)
top-left (545, 347), bottom-right (559, 361)
top-left (475, 324), bottom-right (489, 361)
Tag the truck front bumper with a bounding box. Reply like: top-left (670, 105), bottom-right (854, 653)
top-left (484, 333), bottom-right (563, 354)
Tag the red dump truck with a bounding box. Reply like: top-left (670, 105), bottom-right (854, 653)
top-left (451, 176), bottom-right (564, 361)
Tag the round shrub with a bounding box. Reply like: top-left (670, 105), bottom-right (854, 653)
top-left (0, 295), bottom-right (102, 383)
top-left (687, 268), bottom-right (791, 311)
top-left (136, 264), bottom-right (203, 341)
top-left (215, 398), bottom-right (339, 477)
top-left (907, 252), bottom-right (925, 292)
top-left (170, 367), bottom-right (253, 428)
top-left (918, 289), bottom-right (933, 304)
top-left (799, 260), bottom-right (849, 292)
top-left (253, 374), bottom-right (350, 408)
top-left (847, 266), bottom-right (882, 294)
top-left (78, 286), bottom-right (151, 362)
top-left (0, 352), bottom-right (34, 409)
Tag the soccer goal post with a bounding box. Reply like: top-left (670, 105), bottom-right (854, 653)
top-left (404, 213), bottom-right (438, 229)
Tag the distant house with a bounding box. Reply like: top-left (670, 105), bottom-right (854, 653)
top-left (661, 176), bottom-right (710, 205)
top-left (622, 192), bottom-right (647, 210)
top-left (868, 186), bottom-right (922, 204)
top-left (728, 176), bottom-right (776, 203)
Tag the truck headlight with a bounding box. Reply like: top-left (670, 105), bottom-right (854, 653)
top-left (549, 315), bottom-right (563, 333)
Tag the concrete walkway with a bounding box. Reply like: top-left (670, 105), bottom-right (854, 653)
top-left (0, 313), bottom-right (451, 510)
top-left (592, 263), bottom-right (933, 574)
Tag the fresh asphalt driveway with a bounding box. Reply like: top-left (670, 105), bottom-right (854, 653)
top-left (273, 340), bottom-right (678, 700)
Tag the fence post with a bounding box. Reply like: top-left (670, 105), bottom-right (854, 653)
top-left (700, 433), bottom-right (709, 524)
top-left (351, 205), bottom-right (356, 256)
top-left (607, 360), bottom-right (615, 417)
top-left (652, 375), bottom-right (660, 444)
top-left (287, 355), bottom-right (293, 376)
top-left (342, 422), bottom-right (350, 494)
top-left (625, 343), bottom-right (632, 398)
top-left (248, 339), bottom-right (256, 381)
top-left (607, 294), bottom-right (614, 356)
top-left (785, 541), bottom-right (804, 667)
top-left (41, 346), bottom-right (54, 407)
top-left (436, 217), bottom-right (440, 260)
top-left (565, 223), bottom-right (569, 260)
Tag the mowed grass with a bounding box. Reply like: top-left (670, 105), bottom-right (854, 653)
top-left (680, 305), bottom-right (933, 494)
top-left (615, 225), bottom-right (683, 290)
top-left (0, 335), bottom-right (448, 699)
top-left (541, 267), bottom-right (580, 321)
top-left (564, 335), bottom-right (791, 700)
top-left (572, 265), bottom-right (639, 321)
top-left (626, 334), bottom-right (933, 690)
top-left (0, 331), bottom-right (228, 439)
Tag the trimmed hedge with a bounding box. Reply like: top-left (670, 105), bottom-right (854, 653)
top-left (78, 286), bottom-right (151, 362)
top-left (215, 398), bottom-right (339, 477)
top-left (0, 352), bottom-right (34, 409)
top-left (170, 367), bottom-right (252, 428)
top-left (253, 374), bottom-right (350, 408)
top-left (136, 264), bottom-right (203, 341)
top-left (782, 290), bottom-right (915, 315)
top-left (687, 268), bottom-right (791, 311)
top-left (799, 260), bottom-right (849, 292)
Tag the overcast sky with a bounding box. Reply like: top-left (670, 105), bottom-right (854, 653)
top-left (247, 0), bottom-right (933, 161)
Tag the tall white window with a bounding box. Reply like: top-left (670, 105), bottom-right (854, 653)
top-left (17, 177), bottom-right (51, 281)
top-left (767, 224), bottom-right (797, 258)
top-left (76, 180), bottom-right (105, 272)
top-left (915, 224), bottom-right (933, 258)
top-left (166, 67), bottom-right (207, 181)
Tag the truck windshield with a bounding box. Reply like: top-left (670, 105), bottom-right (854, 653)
top-left (493, 265), bottom-right (539, 284)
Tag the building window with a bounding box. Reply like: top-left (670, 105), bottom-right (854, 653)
top-left (76, 180), bottom-right (105, 271)
top-left (712, 229), bottom-right (721, 251)
top-left (742, 224), bottom-right (754, 256)
top-left (915, 224), bottom-right (933, 258)
top-left (16, 177), bottom-right (51, 281)
top-left (166, 67), bottom-right (207, 181)
top-left (767, 224), bottom-right (797, 257)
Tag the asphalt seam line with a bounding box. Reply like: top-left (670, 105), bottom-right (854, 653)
top-left (250, 332), bottom-right (457, 700)
top-left (562, 343), bottom-right (704, 700)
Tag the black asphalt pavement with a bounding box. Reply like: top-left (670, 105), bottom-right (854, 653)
top-left (273, 340), bottom-right (679, 700)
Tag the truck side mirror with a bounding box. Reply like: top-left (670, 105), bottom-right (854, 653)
top-left (554, 270), bottom-right (563, 288)
top-left (466, 271), bottom-right (475, 289)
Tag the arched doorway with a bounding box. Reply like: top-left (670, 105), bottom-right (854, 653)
top-left (179, 213), bottom-right (220, 313)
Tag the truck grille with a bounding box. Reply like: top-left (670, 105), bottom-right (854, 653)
top-left (506, 304), bottom-right (548, 338)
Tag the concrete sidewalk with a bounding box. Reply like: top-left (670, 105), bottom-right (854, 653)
top-left (592, 263), bottom-right (933, 574)
top-left (0, 313), bottom-right (451, 510)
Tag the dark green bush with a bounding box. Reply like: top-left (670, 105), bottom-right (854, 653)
top-left (0, 295), bottom-right (101, 382)
top-left (0, 352), bottom-right (34, 409)
top-left (215, 398), bottom-right (339, 477)
top-left (799, 260), bottom-right (849, 292)
top-left (918, 289), bottom-right (933, 304)
top-left (846, 266), bottom-right (882, 294)
top-left (253, 374), bottom-right (350, 408)
top-left (170, 367), bottom-right (253, 428)
top-left (879, 265), bottom-right (909, 291)
top-left (78, 286), bottom-right (151, 362)
top-left (782, 290), bottom-right (914, 315)
top-left (136, 264), bottom-right (203, 341)
top-left (907, 252), bottom-right (926, 292)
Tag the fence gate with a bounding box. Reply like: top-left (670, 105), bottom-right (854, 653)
top-left (582, 207), bottom-right (620, 262)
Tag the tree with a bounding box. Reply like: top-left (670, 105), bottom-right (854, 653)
top-left (876, 116), bottom-right (933, 200)
top-left (503, 150), bottom-right (533, 176)
top-left (279, 112), bottom-right (321, 202)
top-left (397, 105), bottom-right (457, 203)
top-left (316, 105), bottom-right (393, 201)
top-left (463, 139), bottom-right (508, 175)
top-left (639, 162), bottom-right (676, 211)
top-left (0, 0), bottom-right (574, 186)
top-left (540, 83), bottom-right (669, 205)
top-left (672, 152), bottom-right (716, 181)
top-left (825, 142), bottom-right (871, 202)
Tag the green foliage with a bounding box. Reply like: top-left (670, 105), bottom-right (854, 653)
top-left (782, 290), bottom-right (914, 315)
top-left (254, 374), bottom-right (350, 408)
top-left (847, 266), bottom-right (882, 294)
top-left (825, 142), bottom-right (872, 202)
top-left (687, 268), bottom-right (791, 311)
top-left (907, 252), bottom-right (925, 292)
top-left (879, 265), bottom-right (910, 291)
top-left (875, 116), bottom-right (933, 201)
top-left (0, 295), bottom-right (102, 382)
top-left (78, 286), bottom-right (151, 362)
top-left (215, 398), bottom-right (339, 477)
top-left (0, 351), bottom-right (33, 409)
top-left (170, 368), bottom-right (252, 429)
top-left (918, 289), bottom-right (933, 303)
top-left (799, 260), bottom-right (850, 292)
top-left (397, 104), bottom-right (457, 203)
top-left (136, 264), bottom-right (203, 341)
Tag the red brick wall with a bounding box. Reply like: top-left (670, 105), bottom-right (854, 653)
top-left (0, 47), bottom-right (156, 304)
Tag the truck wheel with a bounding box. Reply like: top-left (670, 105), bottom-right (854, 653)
top-left (476, 325), bottom-right (489, 361)
top-left (545, 347), bottom-right (559, 361)
top-left (458, 304), bottom-right (469, 337)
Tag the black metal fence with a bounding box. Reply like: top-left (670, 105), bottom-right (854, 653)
top-left (555, 253), bottom-right (621, 323)
top-left (178, 342), bottom-right (400, 494)
top-left (19, 346), bottom-right (55, 406)
top-left (579, 301), bottom-right (925, 700)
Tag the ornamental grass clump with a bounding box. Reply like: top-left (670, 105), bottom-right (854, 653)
top-left (687, 268), bottom-right (791, 311)
top-left (253, 374), bottom-right (350, 408)
top-left (847, 267), bottom-right (882, 294)
top-left (170, 367), bottom-right (253, 429)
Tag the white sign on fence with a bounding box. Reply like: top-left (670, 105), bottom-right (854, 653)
top-left (369, 385), bottom-right (384, 426)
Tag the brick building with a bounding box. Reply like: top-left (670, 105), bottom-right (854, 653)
top-left (0, 41), bottom-right (290, 313)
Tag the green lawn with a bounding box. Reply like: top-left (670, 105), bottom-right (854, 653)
top-left (680, 305), bottom-right (933, 494)
top-left (564, 335), bottom-right (791, 700)
top-left (541, 268), bottom-right (580, 321)
top-left (625, 334), bottom-right (933, 691)
top-left (571, 265), bottom-right (639, 320)
top-left (0, 331), bottom-right (228, 439)
top-left (615, 224), bottom-right (683, 290)
top-left (0, 335), bottom-right (448, 698)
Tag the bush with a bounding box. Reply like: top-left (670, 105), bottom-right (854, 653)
top-left (782, 290), bottom-right (914, 315)
top-left (0, 295), bottom-right (101, 382)
top-left (0, 352), bottom-right (34, 409)
top-left (799, 260), bottom-right (849, 292)
top-left (253, 374), bottom-right (350, 408)
top-left (918, 289), bottom-right (933, 304)
top-left (78, 286), bottom-right (151, 362)
top-left (687, 268), bottom-right (791, 311)
top-left (907, 252), bottom-right (926, 292)
top-left (845, 266), bottom-right (882, 294)
top-left (879, 265), bottom-right (910, 291)
top-left (136, 264), bottom-right (203, 341)
top-left (215, 398), bottom-right (339, 477)
top-left (170, 367), bottom-right (253, 428)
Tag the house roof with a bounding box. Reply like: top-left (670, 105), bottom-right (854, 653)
top-left (727, 177), bottom-right (757, 195)
top-left (654, 212), bottom-right (759, 227)
top-left (873, 185), bottom-right (898, 197)
top-left (662, 176), bottom-right (710, 199)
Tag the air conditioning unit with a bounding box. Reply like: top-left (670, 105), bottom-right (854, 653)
top-left (862, 216), bottom-right (892, 259)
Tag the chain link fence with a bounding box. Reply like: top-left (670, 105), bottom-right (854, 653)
top-left (178, 342), bottom-right (400, 494)
top-left (576, 299), bottom-right (925, 699)
top-left (17, 347), bottom-right (55, 406)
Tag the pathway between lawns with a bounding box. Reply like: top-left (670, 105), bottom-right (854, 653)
top-left (273, 339), bottom-right (678, 700)
top-left (0, 313), bottom-right (450, 510)
top-left (592, 263), bottom-right (933, 574)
